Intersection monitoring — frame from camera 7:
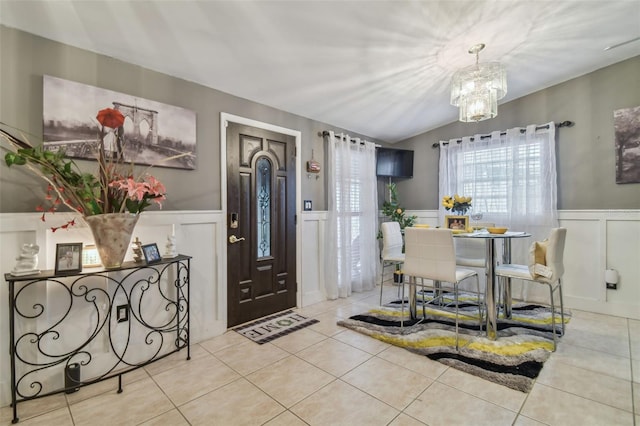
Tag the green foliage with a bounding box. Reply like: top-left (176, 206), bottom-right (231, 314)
top-left (379, 182), bottom-right (416, 237)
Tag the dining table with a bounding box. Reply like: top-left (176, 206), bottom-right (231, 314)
top-left (454, 230), bottom-right (531, 340)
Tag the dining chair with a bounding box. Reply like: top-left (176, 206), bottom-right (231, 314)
top-left (403, 227), bottom-right (480, 350)
top-left (379, 221), bottom-right (405, 305)
top-left (495, 227), bottom-right (567, 350)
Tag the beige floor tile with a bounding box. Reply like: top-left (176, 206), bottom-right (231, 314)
top-left (247, 355), bottom-right (334, 408)
top-left (633, 358), bottom-right (640, 383)
top-left (387, 413), bottom-right (427, 425)
top-left (634, 382), bottom-right (639, 415)
top-left (296, 338), bottom-right (372, 377)
top-left (143, 344), bottom-right (208, 376)
top-left (151, 354), bottom-right (239, 405)
top-left (377, 345), bottom-right (448, 379)
top-left (269, 327), bottom-right (328, 354)
top-left (332, 328), bottom-right (391, 354)
top-left (180, 378), bottom-right (284, 425)
top-left (562, 326), bottom-right (631, 358)
top-left (69, 377), bottom-right (173, 425)
top-left (64, 367), bottom-right (150, 405)
top-left (571, 310), bottom-right (630, 328)
top-left (436, 367), bottom-right (527, 412)
top-left (553, 342), bottom-right (631, 381)
top-left (214, 340), bottom-right (289, 375)
top-left (522, 383), bottom-right (634, 425)
top-left (307, 311), bottom-right (348, 337)
top-left (295, 299), bottom-right (346, 318)
top-left (537, 357), bottom-right (633, 411)
top-left (290, 379), bottom-right (398, 425)
top-left (0, 393), bottom-right (66, 424)
top-left (512, 415), bottom-right (547, 425)
top-left (139, 408), bottom-right (189, 425)
top-left (198, 330), bottom-right (248, 354)
top-left (328, 301), bottom-right (375, 319)
top-left (405, 382), bottom-right (517, 426)
top-left (262, 410), bottom-right (308, 426)
top-left (9, 406), bottom-right (72, 426)
top-left (341, 357), bottom-right (433, 410)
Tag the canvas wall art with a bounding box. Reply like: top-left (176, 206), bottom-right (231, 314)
top-left (43, 75), bottom-right (196, 170)
top-left (613, 105), bottom-right (640, 184)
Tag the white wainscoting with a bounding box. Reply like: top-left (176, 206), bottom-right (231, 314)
top-left (405, 209), bottom-right (640, 320)
top-left (0, 211), bottom-right (226, 407)
top-left (1, 209), bottom-right (637, 406)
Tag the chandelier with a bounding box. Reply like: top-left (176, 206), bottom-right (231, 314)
top-left (450, 43), bottom-right (507, 122)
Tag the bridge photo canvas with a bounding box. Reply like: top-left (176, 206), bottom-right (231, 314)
top-left (43, 75), bottom-right (196, 170)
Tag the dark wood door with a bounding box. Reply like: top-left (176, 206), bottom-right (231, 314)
top-left (226, 122), bottom-right (297, 327)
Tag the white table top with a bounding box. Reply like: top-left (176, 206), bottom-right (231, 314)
top-left (453, 231), bottom-right (531, 239)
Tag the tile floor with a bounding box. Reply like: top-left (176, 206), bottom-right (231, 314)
top-left (1, 285), bottom-right (638, 426)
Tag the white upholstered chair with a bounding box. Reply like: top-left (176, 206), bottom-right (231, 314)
top-left (495, 227), bottom-right (567, 350)
top-left (403, 227), bottom-right (480, 350)
top-left (379, 221), bottom-right (405, 305)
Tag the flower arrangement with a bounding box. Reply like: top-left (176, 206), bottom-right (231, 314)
top-left (381, 182), bottom-right (416, 231)
top-left (2, 108), bottom-right (167, 230)
top-left (442, 194), bottom-right (472, 215)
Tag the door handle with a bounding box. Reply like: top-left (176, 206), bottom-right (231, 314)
top-left (229, 235), bottom-right (246, 244)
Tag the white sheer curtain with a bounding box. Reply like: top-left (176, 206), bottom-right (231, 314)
top-left (439, 123), bottom-right (558, 264)
top-left (325, 131), bottom-right (379, 299)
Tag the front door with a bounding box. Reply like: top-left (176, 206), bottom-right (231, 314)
top-left (226, 122), bottom-right (297, 327)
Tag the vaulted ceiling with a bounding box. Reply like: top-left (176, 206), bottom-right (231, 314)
top-left (1, 1), bottom-right (638, 142)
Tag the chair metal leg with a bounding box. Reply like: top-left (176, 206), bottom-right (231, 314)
top-left (558, 279), bottom-right (565, 336)
top-left (454, 282), bottom-right (459, 351)
top-left (379, 261), bottom-right (386, 305)
top-left (547, 282), bottom-right (558, 351)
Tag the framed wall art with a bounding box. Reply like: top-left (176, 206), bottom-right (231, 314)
top-left (43, 75), bottom-right (197, 170)
top-left (614, 105), bottom-right (640, 184)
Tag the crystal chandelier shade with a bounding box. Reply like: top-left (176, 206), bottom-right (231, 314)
top-left (450, 44), bottom-right (507, 122)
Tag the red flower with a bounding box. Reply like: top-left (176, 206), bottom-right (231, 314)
top-left (96, 108), bottom-right (125, 129)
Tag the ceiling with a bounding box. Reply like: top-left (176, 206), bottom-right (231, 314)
top-left (1, 1), bottom-right (639, 143)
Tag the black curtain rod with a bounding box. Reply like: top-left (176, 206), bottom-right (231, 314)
top-left (320, 130), bottom-right (359, 144)
top-left (319, 130), bottom-right (381, 147)
top-left (431, 120), bottom-right (574, 148)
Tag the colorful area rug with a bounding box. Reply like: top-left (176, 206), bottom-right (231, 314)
top-left (337, 292), bottom-right (570, 392)
top-left (234, 310), bottom-right (318, 344)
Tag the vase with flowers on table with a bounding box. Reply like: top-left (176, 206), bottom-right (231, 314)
top-left (442, 194), bottom-right (473, 233)
top-left (2, 107), bottom-right (181, 268)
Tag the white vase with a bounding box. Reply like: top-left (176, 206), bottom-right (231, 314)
top-left (84, 213), bottom-right (139, 268)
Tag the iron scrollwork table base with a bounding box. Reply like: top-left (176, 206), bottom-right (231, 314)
top-left (5, 255), bottom-right (191, 424)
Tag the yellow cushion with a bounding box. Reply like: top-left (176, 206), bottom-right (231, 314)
top-left (528, 240), bottom-right (551, 278)
top-left (413, 224), bottom-right (430, 228)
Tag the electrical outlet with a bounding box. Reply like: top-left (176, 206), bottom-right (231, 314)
top-left (606, 282), bottom-right (617, 290)
top-left (117, 304), bottom-right (129, 322)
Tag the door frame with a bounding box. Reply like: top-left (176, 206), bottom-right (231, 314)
top-left (220, 112), bottom-right (302, 329)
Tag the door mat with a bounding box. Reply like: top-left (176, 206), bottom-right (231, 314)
top-left (338, 293), bottom-right (570, 393)
top-left (234, 310), bottom-right (319, 344)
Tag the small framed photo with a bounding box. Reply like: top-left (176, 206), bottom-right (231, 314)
top-left (141, 243), bottom-right (162, 264)
top-left (303, 200), bottom-right (312, 211)
top-left (445, 215), bottom-right (469, 231)
top-left (55, 243), bottom-right (83, 275)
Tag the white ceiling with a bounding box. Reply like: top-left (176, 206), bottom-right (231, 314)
top-left (1, 0), bottom-right (639, 142)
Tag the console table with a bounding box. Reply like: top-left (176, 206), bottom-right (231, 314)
top-left (4, 255), bottom-right (191, 424)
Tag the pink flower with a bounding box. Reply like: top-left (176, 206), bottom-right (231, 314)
top-left (145, 175), bottom-right (166, 196)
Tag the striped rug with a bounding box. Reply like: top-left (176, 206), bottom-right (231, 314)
top-left (337, 292), bottom-right (569, 392)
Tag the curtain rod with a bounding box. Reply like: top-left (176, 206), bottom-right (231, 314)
top-left (319, 130), bottom-right (381, 147)
top-left (430, 120), bottom-right (574, 148)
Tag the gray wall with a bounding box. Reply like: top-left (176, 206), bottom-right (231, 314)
top-left (0, 25), bottom-right (380, 213)
top-left (391, 56), bottom-right (640, 210)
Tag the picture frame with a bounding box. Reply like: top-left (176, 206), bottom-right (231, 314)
top-left (445, 215), bottom-right (469, 231)
top-left (55, 243), bottom-right (83, 275)
top-left (141, 243), bottom-right (162, 264)
top-left (303, 200), bottom-right (312, 211)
